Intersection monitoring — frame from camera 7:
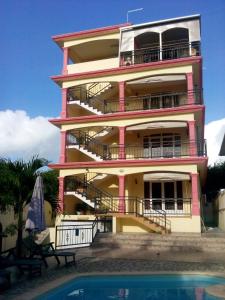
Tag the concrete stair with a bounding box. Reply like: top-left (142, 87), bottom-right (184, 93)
top-left (67, 144), bottom-right (103, 161)
top-left (68, 100), bottom-right (103, 115)
top-left (92, 233), bottom-right (225, 253)
top-left (111, 214), bottom-right (169, 234)
top-left (64, 191), bottom-right (95, 208)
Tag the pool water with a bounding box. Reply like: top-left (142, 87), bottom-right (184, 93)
top-left (37, 275), bottom-right (225, 300)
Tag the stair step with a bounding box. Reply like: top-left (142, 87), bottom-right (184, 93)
top-left (92, 233), bottom-right (225, 253)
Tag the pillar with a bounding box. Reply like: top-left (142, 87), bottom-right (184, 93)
top-left (61, 88), bottom-right (68, 118)
top-left (62, 47), bottom-right (69, 75)
top-left (60, 131), bottom-right (67, 163)
top-left (191, 173), bottom-right (200, 216)
top-left (58, 177), bottom-right (64, 212)
top-left (186, 72), bottom-right (194, 105)
top-left (119, 126), bottom-right (126, 159)
top-left (159, 32), bottom-right (162, 61)
top-left (188, 120), bottom-right (197, 156)
top-left (118, 175), bottom-right (125, 213)
top-left (119, 81), bottom-right (125, 112)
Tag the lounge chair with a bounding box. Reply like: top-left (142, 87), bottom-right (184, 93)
top-left (0, 248), bottom-right (42, 278)
top-left (23, 237), bottom-right (76, 268)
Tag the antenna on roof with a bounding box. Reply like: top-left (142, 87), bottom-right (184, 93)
top-left (127, 8), bottom-right (144, 23)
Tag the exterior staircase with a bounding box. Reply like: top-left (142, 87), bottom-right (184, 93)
top-left (64, 176), bottom-right (170, 234)
top-left (67, 131), bottom-right (112, 160)
top-left (92, 232), bottom-right (225, 253)
top-left (68, 100), bottom-right (103, 115)
top-left (88, 173), bottom-right (109, 183)
top-left (68, 82), bottom-right (114, 115)
top-left (64, 191), bottom-right (95, 208)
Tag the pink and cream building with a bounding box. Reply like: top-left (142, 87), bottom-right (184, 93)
top-left (49, 15), bottom-right (207, 234)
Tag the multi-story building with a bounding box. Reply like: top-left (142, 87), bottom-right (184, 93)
top-left (49, 15), bottom-right (207, 235)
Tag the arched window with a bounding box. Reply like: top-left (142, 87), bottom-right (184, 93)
top-left (134, 32), bottom-right (160, 63)
top-left (162, 28), bottom-right (189, 60)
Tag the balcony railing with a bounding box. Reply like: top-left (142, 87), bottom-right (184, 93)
top-left (123, 139), bottom-right (207, 159)
top-left (67, 134), bottom-right (207, 160)
top-left (120, 41), bottom-right (201, 66)
top-left (143, 198), bottom-right (192, 216)
top-left (104, 90), bottom-right (202, 113)
top-left (67, 89), bottom-right (202, 115)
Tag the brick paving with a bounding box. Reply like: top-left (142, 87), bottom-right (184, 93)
top-left (1, 246), bottom-right (225, 299)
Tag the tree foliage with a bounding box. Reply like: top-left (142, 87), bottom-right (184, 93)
top-left (0, 157), bottom-right (59, 256)
top-left (206, 161), bottom-right (225, 200)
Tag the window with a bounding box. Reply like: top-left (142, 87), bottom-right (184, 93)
top-left (143, 133), bottom-right (182, 158)
top-left (144, 180), bottom-right (184, 213)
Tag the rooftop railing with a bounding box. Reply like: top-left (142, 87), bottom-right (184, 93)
top-left (120, 41), bottom-right (201, 66)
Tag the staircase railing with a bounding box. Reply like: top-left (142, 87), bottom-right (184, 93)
top-left (67, 133), bottom-right (207, 160)
top-left (65, 176), bottom-right (117, 212)
top-left (68, 83), bottom-right (112, 114)
top-left (65, 176), bottom-right (171, 232)
top-left (87, 82), bottom-right (111, 99)
top-left (67, 131), bottom-right (112, 159)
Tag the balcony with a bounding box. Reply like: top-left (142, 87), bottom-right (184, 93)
top-left (120, 41), bottom-right (201, 67)
top-left (64, 176), bottom-right (192, 218)
top-left (66, 131), bottom-right (207, 161)
top-left (104, 90), bottom-right (202, 113)
top-left (67, 89), bottom-right (202, 117)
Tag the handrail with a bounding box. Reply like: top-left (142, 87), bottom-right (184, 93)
top-left (64, 178), bottom-right (172, 232)
top-left (67, 134), bottom-right (207, 160)
top-left (90, 126), bottom-right (113, 138)
top-left (65, 176), bottom-right (117, 212)
top-left (67, 131), bottom-right (111, 159)
top-left (68, 88), bottom-right (202, 115)
top-left (68, 85), bottom-right (106, 113)
top-left (137, 198), bottom-right (171, 231)
top-left (88, 83), bottom-right (111, 99)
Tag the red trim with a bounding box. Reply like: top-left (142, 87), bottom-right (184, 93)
top-left (60, 131), bottom-right (67, 163)
top-left (186, 73), bottom-right (194, 105)
top-left (119, 81), bottom-right (125, 112)
top-left (119, 127), bottom-right (126, 159)
top-left (119, 175), bottom-right (126, 213)
top-left (58, 177), bottom-right (64, 212)
top-left (49, 157), bottom-right (208, 170)
top-left (51, 56), bottom-right (202, 83)
top-left (191, 173), bottom-right (200, 216)
top-left (61, 88), bottom-right (67, 118)
top-left (49, 105), bottom-right (205, 126)
top-left (62, 47), bottom-right (69, 75)
top-left (52, 23), bottom-right (131, 43)
top-left (188, 120), bottom-right (197, 156)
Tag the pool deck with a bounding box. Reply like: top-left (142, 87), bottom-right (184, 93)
top-left (1, 246), bottom-right (225, 299)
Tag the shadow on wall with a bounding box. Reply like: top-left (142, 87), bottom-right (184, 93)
top-left (1, 201), bottom-right (55, 251)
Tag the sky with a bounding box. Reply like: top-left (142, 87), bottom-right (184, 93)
top-left (0, 0), bottom-right (225, 164)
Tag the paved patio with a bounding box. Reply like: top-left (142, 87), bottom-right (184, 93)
top-left (1, 246), bottom-right (225, 299)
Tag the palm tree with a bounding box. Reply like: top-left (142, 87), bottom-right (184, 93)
top-left (0, 157), bottom-right (57, 257)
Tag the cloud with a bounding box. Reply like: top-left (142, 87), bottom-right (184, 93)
top-left (0, 110), bottom-right (60, 163)
top-left (0, 110), bottom-right (225, 167)
top-left (205, 118), bottom-right (225, 166)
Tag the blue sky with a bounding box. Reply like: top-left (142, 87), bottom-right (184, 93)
top-left (1, 0), bottom-right (225, 122)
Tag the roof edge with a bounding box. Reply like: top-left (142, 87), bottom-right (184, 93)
top-left (121, 14), bottom-right (201, 31)
top-left (52, 23), bottom-right (131, 43)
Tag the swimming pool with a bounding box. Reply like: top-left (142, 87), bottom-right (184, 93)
top-left (37, 274), bottom-right (225, 299)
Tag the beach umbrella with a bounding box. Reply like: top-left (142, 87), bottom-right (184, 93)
top-left (25, 175), bottom-right (45, 232)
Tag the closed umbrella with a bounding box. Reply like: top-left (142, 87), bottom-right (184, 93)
top-left (25, 175), bottom-right (45, 232)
